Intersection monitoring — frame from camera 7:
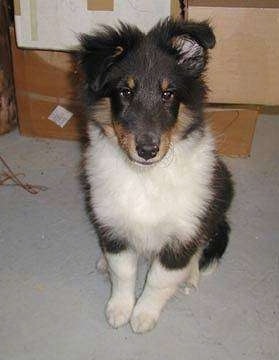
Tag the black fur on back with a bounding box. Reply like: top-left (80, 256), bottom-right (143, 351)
top-left (199, 159), bottom-right (234, 270)
top-left (158, 159), bottom-right (233, 271)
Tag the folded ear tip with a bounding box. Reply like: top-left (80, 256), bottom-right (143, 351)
top-left (206, 33), bottom-right (216, 49)
top-left (205, 26), bottom-right (216, 49)
top-left (157, 18), bottom-right (216, 50)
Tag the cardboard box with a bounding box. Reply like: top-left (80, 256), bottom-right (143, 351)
top-left (189, 5), bottom-right (279, 105)
top-left (13, 0), bottom-right (179, 50)
top-left (11, 28), bottom-right (81, 140)
top-left (206, 109), bottom-right (258, 158)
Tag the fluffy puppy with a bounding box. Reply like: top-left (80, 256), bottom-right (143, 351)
top-left (77, 18), bottom-right (233, 333)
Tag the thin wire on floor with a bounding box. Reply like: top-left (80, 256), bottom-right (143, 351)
top-left (0, 154), bottom-right (48, 194)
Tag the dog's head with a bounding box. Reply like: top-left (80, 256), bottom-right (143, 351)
top-left (78, 18), bottom-right (215, 165)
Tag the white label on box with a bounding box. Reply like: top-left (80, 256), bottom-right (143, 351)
top-left (48, 105), bottom-right (73, 128)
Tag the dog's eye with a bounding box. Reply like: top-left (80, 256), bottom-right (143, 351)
top-left (119, 88), bottom-right (132, 98)
top-left (162, 90), bottom-right (174, 101)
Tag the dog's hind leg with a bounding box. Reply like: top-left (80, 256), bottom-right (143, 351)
top-left (199, 219), bottom-right (230, 273)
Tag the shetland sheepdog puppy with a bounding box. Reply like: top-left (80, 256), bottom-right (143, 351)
top-left (77, 18), bottom-right (233, 333)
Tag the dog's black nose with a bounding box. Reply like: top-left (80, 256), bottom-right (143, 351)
top-left (136, 143), bottom-right (159, 161)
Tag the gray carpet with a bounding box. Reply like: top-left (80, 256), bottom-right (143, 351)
top-left (0, 114), bottom-right (278, 360)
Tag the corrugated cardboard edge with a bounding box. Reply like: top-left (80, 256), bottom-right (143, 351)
top-left (87, 0), bottom-right (114, 11)
top-left (14, 0), bottom-right (21, 15)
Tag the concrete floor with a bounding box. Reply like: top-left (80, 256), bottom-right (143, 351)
top-left (0, 114), bottom-right (278, 360)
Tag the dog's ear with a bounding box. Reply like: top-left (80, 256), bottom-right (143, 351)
top-left (150, 18), bottom-right (215, 77)
top-left (77, 23), bottom-right (143, 95)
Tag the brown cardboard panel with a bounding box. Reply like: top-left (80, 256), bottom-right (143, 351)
top-left (189, 1), bottom-right (279, 8)
top-left (206, 109), bottom-right (258, 157)
top-left (11, 27), bottom-right (81, 140)
top-left (190, 7), bottom-right (279, 105)
top-left (11, 37), bottom-right (74, 97)
top-left (87, 0), bottom-right (114, 11)
top-left (17, 92), bottom-right (81, 140)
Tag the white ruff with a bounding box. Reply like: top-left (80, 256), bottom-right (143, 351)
top-left (85, 124), bottom-right (216, 254)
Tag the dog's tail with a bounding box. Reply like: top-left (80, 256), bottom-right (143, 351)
top-left (199, 218), bottom-right (230, 273)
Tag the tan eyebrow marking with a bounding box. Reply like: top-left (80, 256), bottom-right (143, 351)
top-left (161, 78), bottom-right (169, 92)
top-left (113, 46), bottom-right (124, 57)
top-left (127, 76), bottom-right (135, 89)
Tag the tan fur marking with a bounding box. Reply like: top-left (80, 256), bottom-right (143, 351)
top-left (113, 121), bottom-right (172, 164)
top-left (171, 104), bottom-right (194, 142)
top-left (161, 78), bottom-right (169, 92)
top-left (158, 132), bottom-right (171, 160)
top-left (102, 124), bottom-right (115, 138)
top-left (113, 46), bottom-right (124, 58)
top-left (93, 98), bottom-right (111, 125)
top-left (127, 76), bottom-right (135, 89)
top-left (113, 122), bottom-right (136, 159)
top-left (91, 100), bottom-right (192, 163)
top-left (89, 98), bottom-right (115, 138)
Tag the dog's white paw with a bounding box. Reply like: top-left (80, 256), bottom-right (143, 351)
top-left (106, 297), bottom-right (134, 328)
top-left (130, 305), bottom-right (159, 334)
top-left (130, 311), bottom-right (158, 333)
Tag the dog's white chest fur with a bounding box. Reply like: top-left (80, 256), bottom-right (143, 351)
top-left (86, 125), bottom-right (215, 254)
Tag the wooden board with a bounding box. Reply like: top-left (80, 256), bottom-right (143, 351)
top-left (0, 1), bottom-right (17, 135)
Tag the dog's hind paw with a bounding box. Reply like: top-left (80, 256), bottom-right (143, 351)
top-left (106, 296), bottom-right (134, 328)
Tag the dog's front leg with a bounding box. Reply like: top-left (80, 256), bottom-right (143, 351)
top-left (105, 249), bottom-right (138, 328)
top-left (131, 244), bottom-right (200, 333)
top-left (130, 259), bottom-right (186, 333)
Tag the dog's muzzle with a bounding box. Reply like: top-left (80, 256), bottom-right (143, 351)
top-left (135, 134), bottom-right (160, 161)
